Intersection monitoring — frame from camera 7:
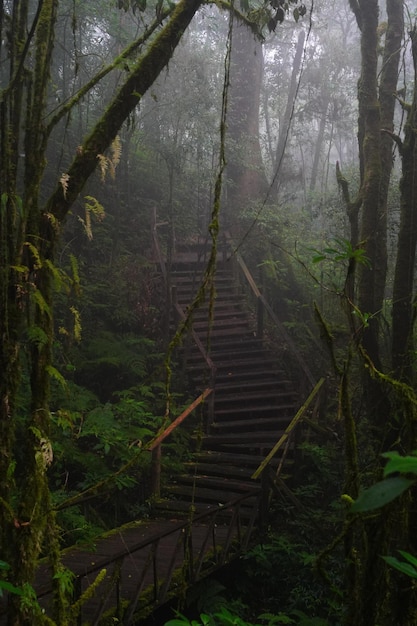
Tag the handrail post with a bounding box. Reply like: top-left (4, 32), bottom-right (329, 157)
top-left (257, 295), bottom-right (264, 342)
top-left (151, 445), bottom-right (161, 498)
top-left (75, 576), bottom-right (82, 626)
top-left (259, 469), bottom-right (269, 539)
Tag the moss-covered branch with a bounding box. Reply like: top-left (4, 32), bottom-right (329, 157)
top-left (45, 0), bottom-right (203, 224)
top-left (45, 6), bottom-right (172, 135)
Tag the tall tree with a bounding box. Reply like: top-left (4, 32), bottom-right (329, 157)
top-left (226, 20), bottom-right (269, 228)
top-left (347, 0), bottom-right (402, 373)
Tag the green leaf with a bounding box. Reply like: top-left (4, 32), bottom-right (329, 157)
top-left (398, 550), bottom-right (417, 568)
top-left (351, 476), bottom-right (415, 513)
top-left (382, 555), bottom-right (417, 579)
top-left (32, 288), bottom-right (52, 318)
top-left (46, 365), bottom-right (67, 390)
top-left (0, 580), bottom-right (24, 596)
top-left (382, 452), bottom-right (417, 478)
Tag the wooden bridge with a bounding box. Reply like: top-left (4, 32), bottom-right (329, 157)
top-left (1, 233), bottom-right (322, 625)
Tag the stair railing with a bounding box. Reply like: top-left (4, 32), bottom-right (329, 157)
top-left (151, 206), bottom-right (167, 283)
top-left (224, 231), bottom-right (316, 392)
top-left (147, 387), bottom-right (213, 497)
top-left (172, 293), bottom-right (217, 411)
top-left (252, 377), bottom-right (325, 481)
top-left (151, 208), bottom-right (217, 417)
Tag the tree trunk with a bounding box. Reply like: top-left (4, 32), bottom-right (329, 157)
top-left (356, 0), bottom-right (382, 367)
top-left (226, 20), bottom-right (268, 229)
top-left (392, 26), bottom-right (417, 382)
top-left (271, 28), bottom-right (305, 199)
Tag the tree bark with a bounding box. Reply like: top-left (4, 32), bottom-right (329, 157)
top-left (392, 26), bottom-right (417, 382)
top-left (226, 20), bottom-right (268, 228)
top-left (356, 0), bottom-right (382, 367)
top-left (271, 28), bottom-right (305, 199)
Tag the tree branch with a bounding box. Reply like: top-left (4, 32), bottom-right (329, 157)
top-left (45, 6), bottom-right (172, 135)
top-left (381, 127), bottom-right (403, 152)
top-left (45, 0), bottom-right (203, 224)
top-left (349, 0), bottom-right (362, 30)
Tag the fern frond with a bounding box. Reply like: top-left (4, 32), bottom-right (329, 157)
top-left (10, 264), bottom-right (29, 275)
top-left (70, 254), bottom-right (81, 295)
top-left (24, 242), bottom-right (42, 270)
top-left (111, 135), bottom-right (122, 169)
top-left (32, 289), bottom-right (52, 318)
top-left (77, 216), bottom-right (90, 240)
top-left (60, 173), bottom-right (70, 198)
top-left (46, 365), bottom-right (67, 390)
top-left (27, 325), bottom-right (49, 347)
top-left (85, 209), bottom-right (92, 240)
top-left (97, 154), bottom-right (108, 182)
top-left (84, 196), bottom-right (105, 220)
top-left (44, 212), bottom-right (60, 231)
top-left (70, 306), bottom-right (82, 341)
top-left (44, 259), bottom-right (64, 291)
top-left (39, 437), bottom-right (53, 467)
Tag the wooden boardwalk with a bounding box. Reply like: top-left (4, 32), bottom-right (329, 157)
top-left (0, 492), bottom-right (260, 625)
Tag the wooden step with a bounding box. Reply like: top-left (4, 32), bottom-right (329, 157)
top-left (193, 451), bottom-right (282, 468)
top-left (214, 389), bottom-right (295, 405)
top-left (192, 316), bottom-right (249, 331)
top-left (172, 474), bottom-right (257, 493)
top-left (214, 379), bottom-right (292, 393)
top-left (209, 416), bottom-right (292, 432)
top-left (165, 484), bottom-right (258, 505)
top-left (201, 431), bottom-right (285, 445)
top-left (184, 462), bottom-right (256, 480)
top-left (214, 403), bottom-right (296, 420)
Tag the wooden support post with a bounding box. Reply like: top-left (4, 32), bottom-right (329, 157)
top-left (259, 469), bottom-right (269, 538)
top-left (151, 445), bottom-right (161, 498)
top-left (257, 295), bottom-right (264, 342)
top-left (75, 577), bottom-right (82, 626)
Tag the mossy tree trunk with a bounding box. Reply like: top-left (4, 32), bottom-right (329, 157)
top-left (0, 0), bottom-right (203, 622)
top-left (226, 20), bottom-right (269, 230)
top-left (271, 28), bottom-right (305, 199)
top-left (347, 0), bottom-right (402, 423)
top-left (391, 26), bottom-right (417, 383)
top-left (355, 0), bottom-right (383, 368)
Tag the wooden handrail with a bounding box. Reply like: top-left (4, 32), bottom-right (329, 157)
top-left (151, 206), bottom-right (167, 282)
top-left (225, 231), bottom-right (316, 390)
top-left (148, 387), bottom-right (213, 451)
top-left (252, 377), bottom-right (325, 479)
top-left (173, 301), bottom-right (217, 387)
top-left (149, 387), bottom-right (213, 497)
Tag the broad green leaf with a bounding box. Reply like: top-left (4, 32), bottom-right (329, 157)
top-left (351, 476), bottom-right (415, 513)
top-left (382, 555), bottom-right (417, 579)
top-left (398, 550), bottom-right (417, 568)
top-left (382, 452), bottom-right (417, 477)
top-left (0, 580), bottom-right (23, 596)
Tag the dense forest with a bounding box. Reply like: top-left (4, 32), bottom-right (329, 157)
top-left (2, 0), bottom-right (417, 624)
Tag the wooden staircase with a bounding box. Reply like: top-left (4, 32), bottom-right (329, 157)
top-left (157, 239), bottom-right (300, 518)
